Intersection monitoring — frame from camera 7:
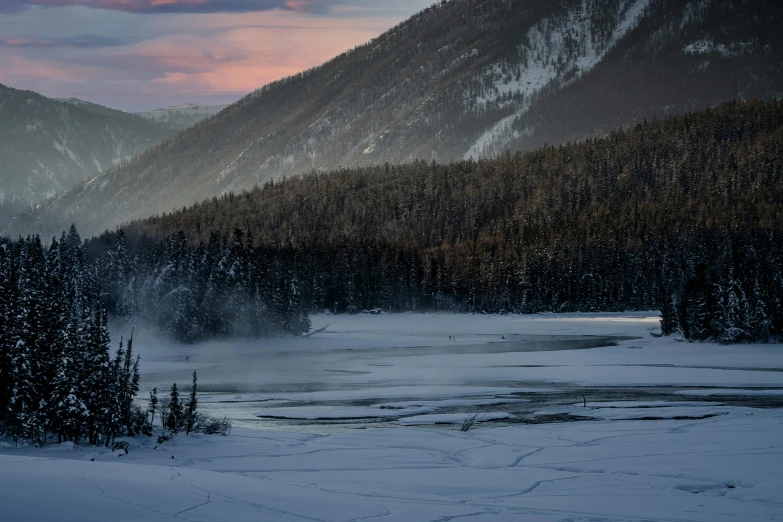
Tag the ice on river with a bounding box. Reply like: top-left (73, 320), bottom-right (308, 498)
top-left (130, 312), bottom-right (783, 427)
top-left (395, 411), bottom-right (513, 425)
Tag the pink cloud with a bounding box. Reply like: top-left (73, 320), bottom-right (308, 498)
top-left (0, 2), bottom-right (432, 109)
top-left (0, 0), bottom-right (320, 14)
top-left (0, 34), bottom-right (122, 48)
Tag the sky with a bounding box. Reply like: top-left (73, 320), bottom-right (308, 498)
top-left (0, 0), bottom-right (433, 111)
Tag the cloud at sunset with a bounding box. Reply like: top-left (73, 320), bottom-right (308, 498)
top-left (0, 34), bottom-right (123, 48)
top-left (0, 1), bottom-right (431, 110)
top-left (1, 0), bottom-right (297, 15)
top-left (0, 0), bottom-right (409, 15)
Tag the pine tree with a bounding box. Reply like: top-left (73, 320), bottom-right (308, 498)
top-left (751, 278), bottom-right (770, 343)
top-left (166, 383), bottom-right (183, 433)
top-left (104, 337), bottom-right (125, 447)
top-left (50, 306), bottom-right (85, 443)
top-left (82, 305), bottom-right (113, 444)
top-left (658, 289), bottom-right (678, 336)
top-left (185, 371), bottom-right (198, 435)
top-left (149, 388), bottom-right (158, 427)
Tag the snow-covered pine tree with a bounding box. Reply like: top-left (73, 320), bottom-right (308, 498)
top-left (82, 305), bottom-right (114, 444)
top-left (750, 277), bottom-right (770, 343)
top-left (103, 230), bottom-right (134, 316)
top-left (149, 387), bottom-right (158, 427)
top-left (185, 371), bottom-right (197, 435)
top-left (49, 304), bottom-right (85, 443)
top-left (104, 337), bottom-right (125, 447)
top-left (658, 289), bottom-right (678, 336)
top-left (285, 274), bottom-right (311, 336)
top-left (8, 238), bottom-right (47, 444)
top-left (119, 333), bottom-right (141, 436)
top-left (166, 383), bottom-right (183, 433)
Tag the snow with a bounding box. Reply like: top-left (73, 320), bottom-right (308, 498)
top-left (395, 411), bottom-right (513, 425)
top-left (3, 311), bottom-right (783, 520)
top-left (535, 402), bottom-right (733, 421)
top-left (255, 397), bottom-right (531, 420)
top-left (378, 398), bottom-right (529, 409)
top-left (256, 405), bottom-right (421, 419)
top-left (2, 408), bottom-right (782, 521)
top-left (677, 388), bottom-right (783, 397)
top-left (465, 0), bottom-right (651, 158)
top-left (52, 139), bottom-right (79, 164)
top-left (244, 386), bottom-right (549, 402)
top-left (683, 39), bottom-right (753, 58)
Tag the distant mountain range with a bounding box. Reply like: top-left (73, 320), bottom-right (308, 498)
top-left (0, 86), bottom-right (175, 226)
top-left (4, 0), bottom-right (783, 238)
top-left (133, 103), bottom-right (227, 131)
top-left (0, 88), bottom-right (225, 227)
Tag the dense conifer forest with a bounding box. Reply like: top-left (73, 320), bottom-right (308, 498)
top-left (0, 227), bottom-right (254, 445)
top-left (0, 230), bottom-right (145, 446)
top-left (98, 229), bottom-right (312, 343)
top-left (89, 99), bottom-right (783, 343)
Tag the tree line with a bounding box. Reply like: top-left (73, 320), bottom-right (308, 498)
top-left (0, 230), bottom-right (144, 446)
top-left (98, 228), bottom-right (311, 343)
top-left (0, 227), bottom-right (237, 446)
top-left (660, 233), bottom-right (783, 343)
top-left (89, 99), bottom-right (782, 343)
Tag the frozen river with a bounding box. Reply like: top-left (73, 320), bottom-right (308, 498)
top-left (131, 312), bottom-right (783, 431)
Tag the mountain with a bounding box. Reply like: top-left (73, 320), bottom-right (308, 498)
top-left (0, 85), bottom-right (176, 225)
top-left (6, 0), bottom-right (783, 239)
top-left (133, 103), bottom-right (227, 131)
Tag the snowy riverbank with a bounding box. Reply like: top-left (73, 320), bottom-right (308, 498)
top-left (2, 407), bottom-right (782, 521)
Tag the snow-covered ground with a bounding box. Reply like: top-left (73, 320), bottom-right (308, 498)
top-left (2, 312), bottom-right (783, 520)
top-left (2, 408), bottom-right (782, 521)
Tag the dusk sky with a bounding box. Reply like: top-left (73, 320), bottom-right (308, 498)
top-left (0, 0), bottom-right (433, 111)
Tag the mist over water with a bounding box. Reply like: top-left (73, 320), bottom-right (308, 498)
top-left (112, 314), bottom-right (632, 431)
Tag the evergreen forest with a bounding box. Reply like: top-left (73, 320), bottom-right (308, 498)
top-left (87, 99), bottom-right (783, 343)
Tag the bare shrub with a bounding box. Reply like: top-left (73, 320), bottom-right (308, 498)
top-left (192, 413), bottom-right (232, 436)
top-left (460, 414), bottom-right (479, 432)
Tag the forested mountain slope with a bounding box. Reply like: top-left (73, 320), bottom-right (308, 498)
top-left (7, 0), bottom-right (782, 239)
top-left (0, 85), bottom-right (175, 225)
top-left (85, 100), bottom-right (783, 342)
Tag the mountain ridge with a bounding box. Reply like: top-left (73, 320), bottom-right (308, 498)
top-left (4, 0), bottom-right (783, 239)
top-left (133, 103), bottom-right (228, 131)
top-left (0, 83), bottom-right (177, 225)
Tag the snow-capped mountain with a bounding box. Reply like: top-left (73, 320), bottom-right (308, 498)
top-left (134, 103), bottom-right (227, 131)
top-left (5, 0), bottom-right (783, 238)
top-left (0, 85), bottom-right (176, 224)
